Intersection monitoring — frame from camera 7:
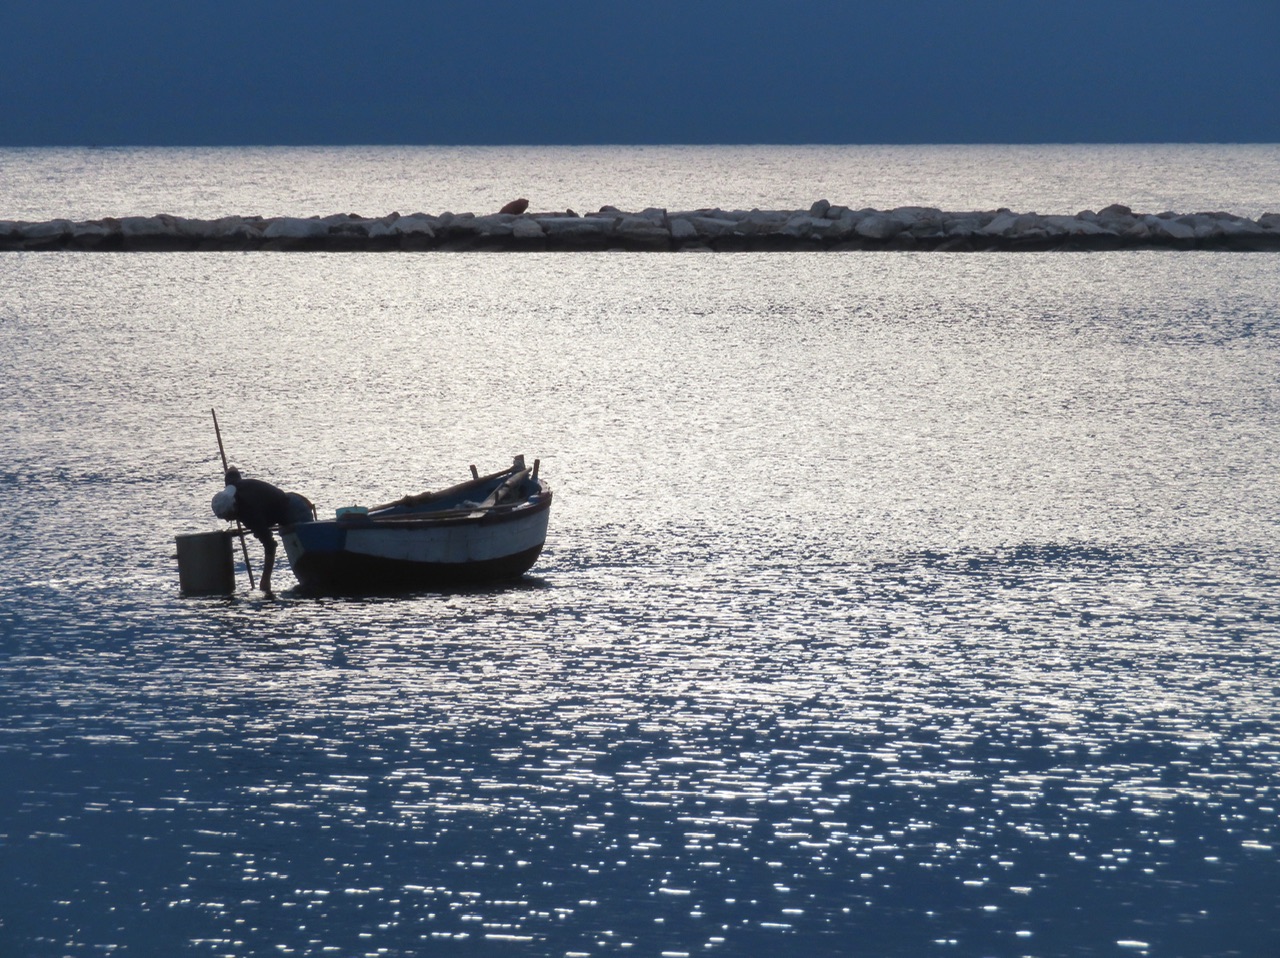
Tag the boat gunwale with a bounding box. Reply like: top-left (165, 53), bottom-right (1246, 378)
top-left (368, 465), bottom-right (526, 513)
top-left (282, 488), bottom-right (552, 536)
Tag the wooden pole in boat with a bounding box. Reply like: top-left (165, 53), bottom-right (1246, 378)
top-left (212, 408), bottom-right (257, 591)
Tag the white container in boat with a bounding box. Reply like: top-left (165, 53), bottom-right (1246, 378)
top-left (175, 530), bottom-right (234, 595)
top-left (336, 506), bottom-right (368, 519)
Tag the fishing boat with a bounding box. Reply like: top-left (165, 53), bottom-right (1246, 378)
top-left (279, 456), bottom-right (551, 594)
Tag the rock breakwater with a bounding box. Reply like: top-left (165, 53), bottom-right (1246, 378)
top-left (4, 203), bottom-right (1279, 251)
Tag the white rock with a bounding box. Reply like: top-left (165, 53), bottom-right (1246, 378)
top-left (1096, 206), bottom-right (1139, 231)
top-left (397, 214), bottom-right (437, 235)
top-left (69, 221), bottom-right (111, 239)
top-left (206, 215), bottom-right (252, 238)
top-left (1144, 216), bottom-right (1195, 240)
top-left (854, 214), bottom-right (902, 240)
top-left (731, 210), bottom-right (788, 235)
top-left (670, 217), bottom-right (698, 240)
top-left (169, 217), bottom-right (215, 237)
top-left (1178, 212), bottom-right (1261, 238)
top-left (122, 215), bottom-right (188, 238)
top-left (466, 213), bottom-right (514, 236)
top-left (616, 216), bottom-right (668, 239)
top-left (979, 212), bottom-right (1019, 236)
top-left (1014, 213), bottom-right (1042, 234)
top-left (22, 219), bottom-right (73, 239)
top-left (943, 214), bottom-right (985, 236)
top-left (1214, 215), bottom-right (1266, 236)
top-left (1042, 215), bottom-right (1111, 236)
top-left (783, 214), bottom-right (834, 237)
top-left (1182, 215), bottom-right (1221, 238)
top-left (538, 216), bottom-right (613, 238)
top-left (687, 215), bottom-right (741, 237)
top-left (889, 206), bottom-right (944, 230)
top-left (367, 214), bottom-right (435, 238)
top-left (512, 217), bottom-right (545, 239)
top-left (262, 217), bottom-right (329, 239)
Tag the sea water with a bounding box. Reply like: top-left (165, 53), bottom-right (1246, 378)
top-left (1, 146), bottom-right (1278, 957)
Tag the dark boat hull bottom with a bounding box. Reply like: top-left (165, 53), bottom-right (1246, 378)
top-left (289, 543), bottom-right (545, 595)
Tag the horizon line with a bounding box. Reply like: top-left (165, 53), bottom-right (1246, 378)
top-left (3, 141), bottom-right (1278, 150)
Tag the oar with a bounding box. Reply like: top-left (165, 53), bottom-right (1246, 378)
top-left (211, 408), bottom-right (257, 591)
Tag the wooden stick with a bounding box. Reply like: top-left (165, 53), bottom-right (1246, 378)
top-left (212, 408), bottom-right (256, 591)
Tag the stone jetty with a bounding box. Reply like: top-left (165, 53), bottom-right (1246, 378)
top-left (3, 203), bottom-right (1279, 251)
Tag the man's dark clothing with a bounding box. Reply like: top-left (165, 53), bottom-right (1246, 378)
top-left (228, 476), bottom-right (294, 549)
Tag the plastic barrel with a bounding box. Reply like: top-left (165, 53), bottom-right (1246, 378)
top-left (176, 530), bottom-right (235, 595)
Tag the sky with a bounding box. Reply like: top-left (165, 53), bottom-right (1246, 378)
top-left (1, 0), bottom-right (1277, 146)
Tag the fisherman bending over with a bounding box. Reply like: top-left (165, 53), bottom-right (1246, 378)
top-left (212, 468), bottom-right (312, 592)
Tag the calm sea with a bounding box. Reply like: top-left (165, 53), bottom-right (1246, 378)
top-left (1, 146), bottom-right (1278, 957)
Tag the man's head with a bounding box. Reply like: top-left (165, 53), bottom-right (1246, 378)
top-left (225, 467), bottom-right (242, 485)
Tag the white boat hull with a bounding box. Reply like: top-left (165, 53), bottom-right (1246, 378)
top-left (279, 479), bottom-right (552, 594)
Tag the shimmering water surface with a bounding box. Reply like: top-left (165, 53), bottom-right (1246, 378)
top-left (2, 147), bottom-right (1279, 957)
top-left (4, 143), bottom-right (1280, 220)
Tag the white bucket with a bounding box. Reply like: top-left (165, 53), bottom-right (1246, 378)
top-left (176, 530), bottom-right (235, 595)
